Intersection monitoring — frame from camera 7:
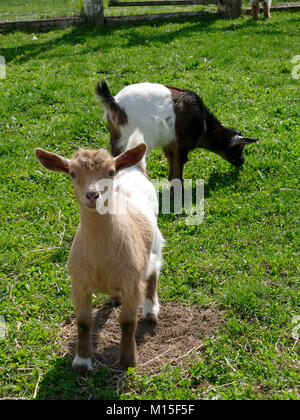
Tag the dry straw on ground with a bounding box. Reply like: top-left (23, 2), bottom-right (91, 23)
top-left (61, 301), bottom-right (222, 375)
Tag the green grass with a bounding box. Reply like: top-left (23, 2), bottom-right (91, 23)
top-left (0, 0), bottom-right (294, 22)
top-left (0, 11), bottom-right (299, 400)
top-left (103, 0), bottom-right (294, 18)
top-left (0, 0), bottom-right (84, 22)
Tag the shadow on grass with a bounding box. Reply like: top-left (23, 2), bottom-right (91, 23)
top-left (2, 14), bottom-right (220, 64)
top-left (205, 166), bottom-right (242, 198)
top-left (36, 302), bottom-right (157, 400)
top-left (2, 12), bottom-right (299, 65)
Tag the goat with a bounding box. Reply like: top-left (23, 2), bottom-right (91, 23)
top-left (251, 0), bottom-right (271, 19)
top-left (35, 131), bottom-right (164, 373)
top-left (96, 81), bottom-right (258, 182)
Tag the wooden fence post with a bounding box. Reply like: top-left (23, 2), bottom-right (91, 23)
top-left (218, 0), bottom-right (242, 18)
top-left (84, 0), bottom-right (104, 25)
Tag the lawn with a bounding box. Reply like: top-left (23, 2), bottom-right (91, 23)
top-left (0, 11), bottom-right (299, 400)
top-left (0, 0), bottom-right (294, 22)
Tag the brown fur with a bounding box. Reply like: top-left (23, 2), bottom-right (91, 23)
top-left (251, 0), bottom-right (271, 19)
top-left (145, 273), bottom-right (158, 304)
top-left (35, 144), bottom-right (155, 371)
top-left (119, 321), bottom-right (137, 368)
top-left (144, 272), bottom-right (158, 323)
top-left (263, 1), bottom-right (271, 18)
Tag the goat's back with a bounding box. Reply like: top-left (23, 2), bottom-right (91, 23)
top-left (115, 83), bottom-right (176, 151)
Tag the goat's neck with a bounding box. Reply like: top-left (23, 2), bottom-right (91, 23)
top-left (200, 110), bottom-right (227, 151)
top-left (79, 202), bottom-right (115, 237)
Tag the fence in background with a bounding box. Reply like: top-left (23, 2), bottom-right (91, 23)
top-left (0, 0), bottom-right (83, 23)
top-left (0, 0), bottom-right (299, 29)
top-left (108, 0), bottom-right (218, 6)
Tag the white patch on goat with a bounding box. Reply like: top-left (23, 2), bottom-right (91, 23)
top-left (230, 135), bottom-right (244, 146)
top-left (142, 297), bottom-right (160, 320)
top-left (72, 355), bottom-right (93, 371)
top-left (112, 131), bottom-right (164, 311)
top-left (114, 168), bottom-right (164, 269)
top-left (114, 83), bottom-right (176, 152)
top-left (114, 168), bottom-right (158, 230)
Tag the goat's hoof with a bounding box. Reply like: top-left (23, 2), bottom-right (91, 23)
top-left (144, 313), bottom-right (157, 324)
top-left (142, 298), bottom-right (159, 324)
top-left (72, 355), bottom-right (93, 375)
top-left (119, 355), bottom-right (137, 370)
top-left (110, 297), bottom-right (122, 307)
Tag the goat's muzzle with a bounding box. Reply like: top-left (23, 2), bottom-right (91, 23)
top-left (85, 191), bottom-right (99, 208)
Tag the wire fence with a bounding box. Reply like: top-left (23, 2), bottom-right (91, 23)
top-left (0, 0), bottom-right (296, 23)
top-left (0, 0), bottom-right (84, 22)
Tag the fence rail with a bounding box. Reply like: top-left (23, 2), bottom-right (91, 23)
top-left (0, 0), bottom-right (299, 28)
top-left (108, 0), bottom-right (219, 6)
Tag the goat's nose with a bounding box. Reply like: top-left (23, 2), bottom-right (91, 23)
top-left (86, 191), bottom-right (99, 201)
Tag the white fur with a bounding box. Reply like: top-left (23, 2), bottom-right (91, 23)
top-left (114, 83), bottom-right (176, 153)
top-left (109, 130), bottom-right (165, 321)
top-left (113, 130), bottom-right (164, 278)
top-left (72, 355), bottom-right (93, 371)
top-left (142, 297), bottom-right (160, 320)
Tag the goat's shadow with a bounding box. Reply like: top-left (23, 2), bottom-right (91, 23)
top-left (154, 165), bottom-right (242, 225)
top-left (204, 166), bottom-right (242, 198)
top-left (36, 302), bottom-right (157, 400)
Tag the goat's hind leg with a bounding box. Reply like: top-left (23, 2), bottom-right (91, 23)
top-left (172, 143), bottom-right (188, 182)
top-left (143, 271), bottom-right (159, 323)
top-left (143, 247), bottom-right (162, 323)
top-left (263, 0), bottom-right (271, 18)
top-left (119, 295), bottom-right (139, 369)
top-left (163, 145), bottom-right (175, 182)
top-left (110, 291), bottom-right (122, 307)
top-left (251, 0), bottom-right (260, 19)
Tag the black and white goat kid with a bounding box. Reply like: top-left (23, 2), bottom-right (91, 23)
top-left (97, 81), bottom-right (258, 181)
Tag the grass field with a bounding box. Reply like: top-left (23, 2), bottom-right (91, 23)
top-left (0, 11), bottom-right (299, 400)
top-left (0, 0), bottom-right (294, 22)
top-left (0, 0), bottom-right (83, 22)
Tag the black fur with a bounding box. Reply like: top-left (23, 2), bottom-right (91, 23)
top-left (96, 80), bottom-right (128, 126)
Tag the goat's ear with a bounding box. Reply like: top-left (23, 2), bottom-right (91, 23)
top-left (230, 135), bottom-right (259, 147)
top-left (114, 143), bottom-right (147, 172)
top-left (35, 148), bottom-right (70, 174)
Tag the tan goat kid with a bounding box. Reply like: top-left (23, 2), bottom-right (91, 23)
top-left (35, 136), bottom-right (164, 373)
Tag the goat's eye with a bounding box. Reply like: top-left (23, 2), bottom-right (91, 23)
top-left (70, 172), bottom-right (76, 179)
top-left (108, 169), bottom-right (115, 177)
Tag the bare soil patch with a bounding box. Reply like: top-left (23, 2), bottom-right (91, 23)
top-left (61, 301), bottom-right (222, 374)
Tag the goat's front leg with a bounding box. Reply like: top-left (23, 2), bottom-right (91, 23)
top-left (72, 285), bottom-right (93, 374)
top-left (119, 295), bottom-right (139, 369)
top-left (172, 143), bottom-right (188, 182)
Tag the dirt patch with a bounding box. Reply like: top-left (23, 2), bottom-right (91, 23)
top-left (61, 301), bottom-right (222, 374)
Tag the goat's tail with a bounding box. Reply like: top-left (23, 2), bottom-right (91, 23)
top-left (127, 128), bottom-right (147, 173)
top-left (95, 80), bottom-right (128, 126)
